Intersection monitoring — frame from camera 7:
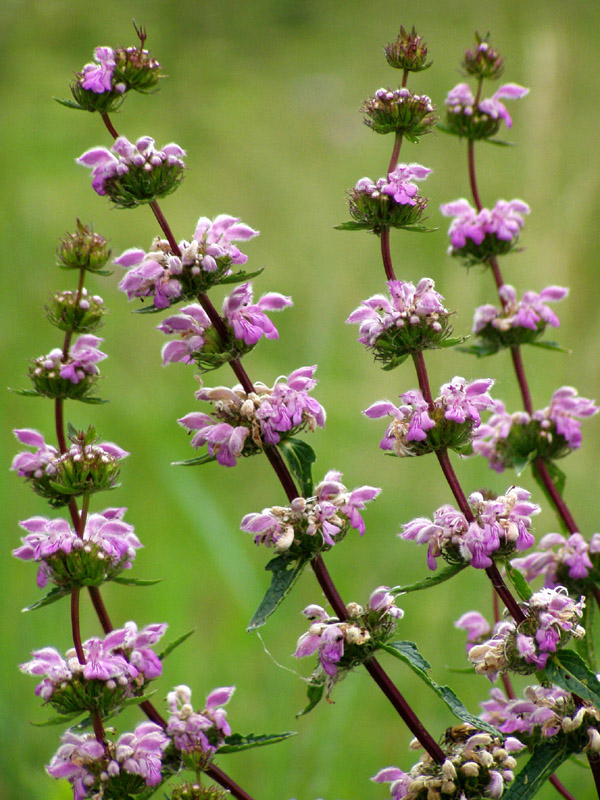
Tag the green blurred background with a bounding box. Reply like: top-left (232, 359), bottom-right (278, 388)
top-left (2, 1), bottom-right (600, 798)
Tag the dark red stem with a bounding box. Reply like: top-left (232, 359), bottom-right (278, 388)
top-left (149, 199), bottom-right (180, 254)
top-left (435, 448), bottom-right (472, 521)
top-left (467, 140), bottom-right (483, 212)
top-left (510, 346), bottom-right (533, 415)
top-left (533, 458), bottom-right (579, 534)
top-left (311, 554), bottom-right (348, 621)
top-left (101, 112), bottom-right (119, 140)
top-left (365, 658), bottom-right (445, 762)
top-left (205, 764), bottom-right (256, 800)
top-left (550, 774), bottom-right (579, 800)
top-left (387, 132), bottom-right (403, 176)
top-left (71, 588), bottom-right (85, 664)
top-left (412, 352), bottom-right (434, 409)
top-left (380, 228), bottom-right (396, 281)
top-left (485, 561), bottom-right (525, 624)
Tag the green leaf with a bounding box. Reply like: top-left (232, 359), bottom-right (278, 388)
top-left (247, 556), bottom-right (308, 632)
top-left (296, 681), bottom-right (325, 717)
top-left (219, 267), bottom-right (265, 285)
top-left (577, 596), bottom-right (597, 671)
top-left (171, 453), bottom-right (217, 467)
top-left (334, 220), bottom-right (372, 231)
top-left (31, 710), bottom-right (84, 727)
top-left (22, 587), bottom-right (69, 612)
top-left (485, 138), bottom-right (516, 147)
top-left (529, 340), bottom-right (570, 354)
top-left (439, 336), bottom-right (468, 349)
top-left (457, 342), bottom-right (501, 358)
top-left (9, 388), bottom-right (45, 398)
top-left (219, 731), bottom-right (296, 753)
top-left (111, 576), bottom-right (163, 587)
top-left (77, 396), bottom-right (109, 405)
top-left (278, 437), bottom-right (316, 497)
top-left (158, 629), bottom-right (195, 661)
top-left (546, 650), bottom-right (600, 711)
top-left (53, 97), bottom-right (87, 111)
top-left (381, 641), bottom-right (499, 735)
top-left (392, 563), bottom-right (467, 594)
top-left (436, 122), bottom-right (461, 137)
top-left (502, 738), bottom-right (573, 800)
top-left (504, 560), bottom-right (533, 601)
top-left (133, 303), bottom-right (168, 315)
top-left (401, 224), bottom-right (438, 233)
top-left (512, 451), bottom-right (535, 477)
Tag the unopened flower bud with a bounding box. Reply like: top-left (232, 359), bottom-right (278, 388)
top-left (462, 33), bottom-right (504, 80)
top-left (384, 26), bottom-right (430, 72)
top-left (57, 220), bottom-right (111, 272)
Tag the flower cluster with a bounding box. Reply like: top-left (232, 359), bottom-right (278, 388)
top-left (512, 531), bottom-right (600, 593)
top-left (472, 284), bottom-right (568, 351)
top-left (440, 198), bottom-right (530, 265)
top-left (294, 588), bottom-right (403, 685)
top-left (178, 366), bottom-right (326, 467)
top-left (11, 427), bottom-right (128, 506)
top-left (384, 26), bottom-right (430, 72)
top-left (481, 685), bottom-right (600, 750)
top-left (365, 377), bottom-right (494, 458)
top-left (46, 288), bottom-right (106, 334)
top-left (77, 136), bottom-right (186, 208)
top-left (444, 81), bottom-right (528, 139)
top-left (167, 685), bottom-right (234, 764)
top-left (240, 470), bottom-right (380, 555)
top-left (47, 722), bottom-right (169, 800)
top-left (116, 214), bottom-right (259, 308)
top-left (473, 388), bottom-right (598, 472)
top-left (28, 335), bottom-right (107, 400)
top-left (362, 87), bottom-right (437, 140)
top-left (56, 220), bottom-right (112, 274)
top-left (346, 278), bottom-right (452, 368)
top-left (466, 588), bottom-right (584, 679)
top-left (373, 726), bottom-right (524, 800)
top-left (13, 507), bottom-right (141, 589)
top-left (462, 34), bottom-right (504, 80)
top-left (20, 621), bottom-right (166, 714)
top-left (157, 283), bottom-right (292, 370)
top-left (401, 486), bottom-right (539, 570)
top-left (346, 163), bottom-right (431, 232)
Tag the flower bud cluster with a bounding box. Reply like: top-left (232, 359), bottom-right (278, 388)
top-left (240, 470), bottom-right (380, 555)
top-left (401, 486), bottom-right (539, 570)
top-left (373, 725), bottom-right (524, 800)
top-left (473, 388), bottom-right (598, 472)
top-left (47, 722), bottom-right (169, 798)
top-left (466, 588), bottom-right (584, 679)
top-left (347, 164), bottom-right (431, 233)
top-left (481, 684), bottom-right (600, 751)
top-left (167, 685), bottom-right (234, 767)
top-left (28, 335), bottom-right (106, 400)
top-left (365, 377), bottom-right (494, 458)
top-left (157, 282), bottom-right (292, 371)
top-left (20, 621), bottom-right (166, 714)
top-left (77, 136), bottom-right (186, 208)
top-left (441, 198), bottom-right (530, 265)
top-left (384, 26), bottom-right (430, 72)
top-left (472, 284), bottom-right (568, 351)
top-left (444, 82), bottom-right (528, 140)
top-left (362, 88), bottom-right (437, 140)
top-left (56, 221), bottom-right (111, 273)
top-left (13, 507), bottom-right (141, 589)
top-left (116, 215), bottom-right (259, 308)
top-left (294, 588), bottom-right (403, 685)
top-left (462, 34), bottom-right (504, 80)
top-left (46, 288), bottom-right (106, 334)
top-left (512, 531), bottom-right (600, 594)
top-left (11, 427), bottom-right (128, 507)
top-left (178, 366), bottom-right (326, 467)
top-left (346, 278), bottom-right (452, 369)
top-left (71, 44), bottom-right (163, 113)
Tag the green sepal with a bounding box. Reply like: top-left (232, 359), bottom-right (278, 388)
top-left (296, 681), bottom-right (325, 717)
top-left (529, 340), bottom-right (570, 354)
top-left (31, 709), bottom-right (84, 727)
top-left (22, 586), bottom-right (69, 612)
top-left (158, 629), bottom-right (195, 661)
top-left (171, 454), bottom-right (218, 467)
top-left (577, 596), bottom-right (597, 671)
top-left (545, 650), bottom-right (600, 711)
top-left (247, 555), bottom-right (308, 632)
top-left (111, 576), bottom-right (162, 587)
top-left (53, 97), bottom-right (88, 111)
top-left (380, 641), bottom-right (499, 735)
top-left (218, 730), bottom-right (296, 754)
top-left (392, 562), bottom-right (466, 594)
top-left (504, 559), bottom-right (533, 601)
top-left (502, 738), bottom-right (575, 800)
top-left (278, 437), bottom-right (316, 497)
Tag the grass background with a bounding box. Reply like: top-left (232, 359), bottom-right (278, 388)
top-left (2, 1), bottom-right (600, 798)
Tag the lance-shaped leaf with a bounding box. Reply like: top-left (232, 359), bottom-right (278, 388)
top-left (219, 731), bottom-right (296, 753)
top-left (171, 453), bottom-right (217, 467)
top-left (296, 681), bottom-right (325, 718)
top-left (502, 737), bottom-right (574, 800)
top-left (247, 555), bottom-right (308, 632)
top-left (392, 562), bottom-right (466, 594)
top-left (111, 576), bottom-right (162, 587)
top-left (22, 586), bottom-right (69, 612)
top-left (278, 437), bottom-right (316, 497)
top-left (31, 710), bottom-right (84, 727)
top-left (504, 559), bottom-right (533, 601)
top-left (545, 650), bottom-right (600, 711)
top-left (577, 597), bottom-right (597, 672)
top-left (381, 641), bottom-right (499, 735)
top-left (158, 629), bottom-right (195, 661)
top-left (529, 340), bottom-right (570, 354)
top-left (219, 267), bottom-right (265, 285)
